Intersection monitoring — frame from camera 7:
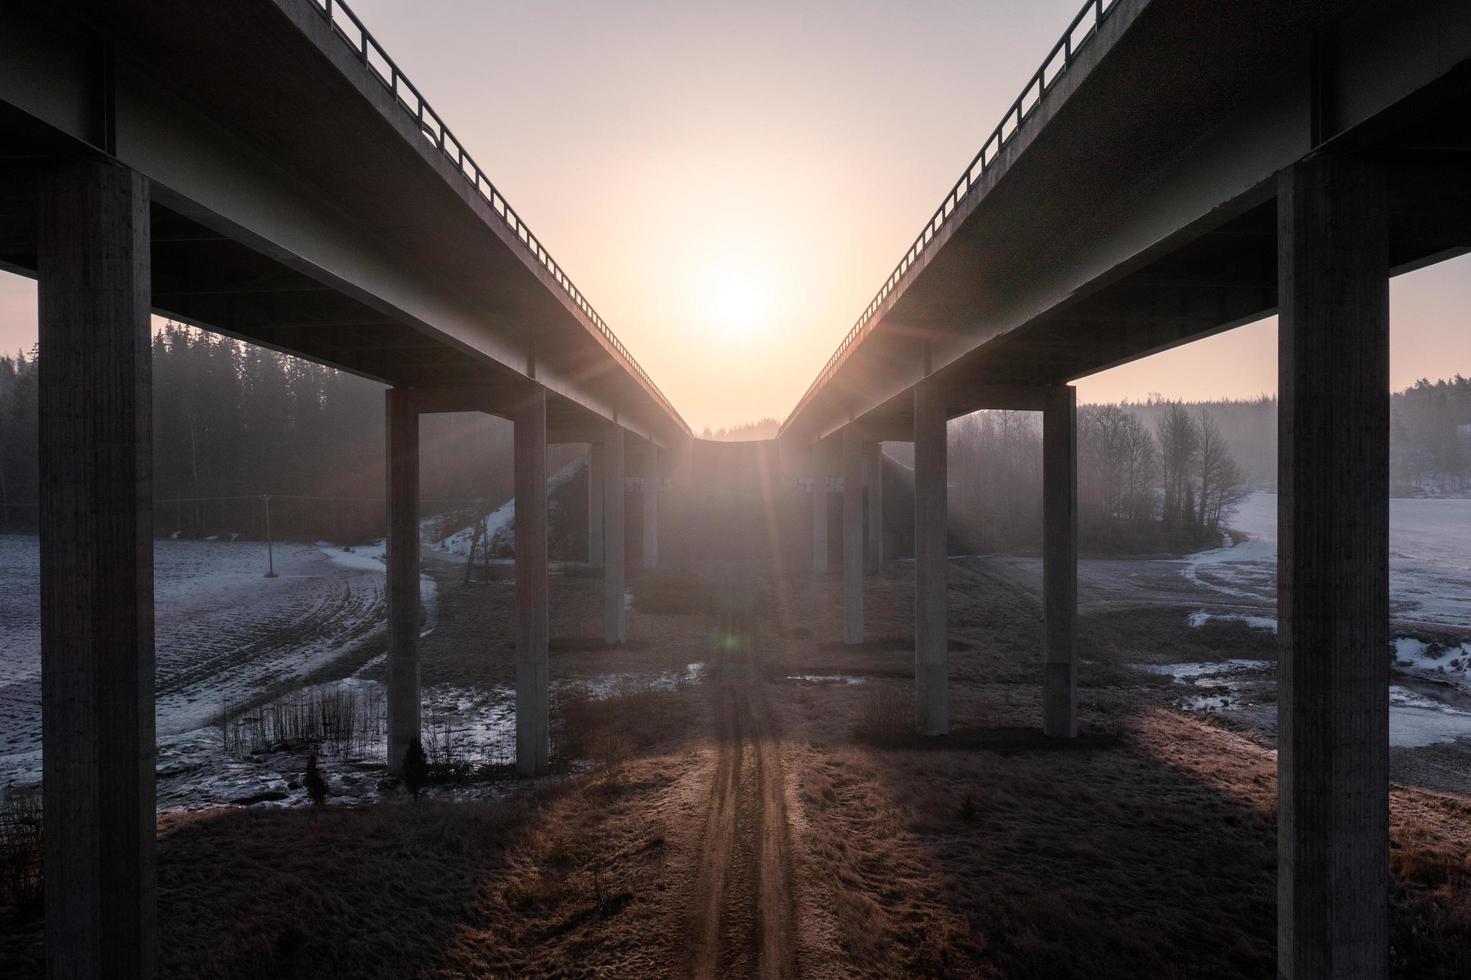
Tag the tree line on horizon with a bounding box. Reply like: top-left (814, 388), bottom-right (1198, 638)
top-left (942, 402), bottom-right (1252, 555)
top-left (0, 328), bottom-right (1467, 541)
top-left (0, 324), bottom-right (528, 539)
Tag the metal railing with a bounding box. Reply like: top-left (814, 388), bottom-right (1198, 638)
top-left (790, 0), bottom-right (1121, 419)
top-left (310, 0), bottom-right (681, 426)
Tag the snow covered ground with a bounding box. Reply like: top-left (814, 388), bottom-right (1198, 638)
top-left (0, 534), bottom-right (435, 795)
top-left (1186, 491), bottom-right (1471, 630)
top-left (430, 455), bottom-right (586, 560)
top-left (1161, 493), bottom-right (1471, 745)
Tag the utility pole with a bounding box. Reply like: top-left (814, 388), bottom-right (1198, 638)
top-left (262, 494), bottom-right (277, 578)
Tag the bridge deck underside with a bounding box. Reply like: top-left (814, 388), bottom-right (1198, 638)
top-left (0, 96), bottom-right (615, 434)
top-left (788, 0), bottom-right (1471, 445)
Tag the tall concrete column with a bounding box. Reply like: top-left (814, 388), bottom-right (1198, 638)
top-left (842, 428), bottom-right (864, 645)
top-left (385, 387), bottom-right (420, 774)
top-left (514, 390), bottom-right (549, 776)
top-left (604, 425), bottom-right (626, 644)
top-left (1277, 156), bottom-right (1390, 980)
top-left (914, 381), bottom-right (948, 735)
top-left (811, 465), bottom-right (829, 573)
top-left (1042, 385), bottom-right (1078, 738)
top-left (866, 442), bottom-right (884, 571)
top-left (39, 161), bottom-right (156, 979)
top-left (642, 443), bottom-right (659, 570)
top-left (588, 441), bottom-right (604, 566)
top-left (668, 437), bottom-right (695, 569)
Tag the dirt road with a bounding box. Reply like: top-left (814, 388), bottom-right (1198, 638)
top-left (687, 615), bottom-right (799, 979)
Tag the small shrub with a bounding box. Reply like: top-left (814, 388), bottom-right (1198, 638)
top-left (852, 686), bottom-right (912, 746)
top-left (402, 737), bottom-right (428, 801)
top-left (304, 754), bottom-right (327, 807)
top-left (587, 730), bottom-right (635, 773)
top-left (0, 784), bottom-right (42, 910)
top-left (551, 680), bottom-right (692, 765)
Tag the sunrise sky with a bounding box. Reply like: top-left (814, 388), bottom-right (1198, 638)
top-left (1, 0), bottom-right (1467, 430)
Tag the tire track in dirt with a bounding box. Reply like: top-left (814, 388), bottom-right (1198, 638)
top-left (687, 617), bottom-right (798, 979)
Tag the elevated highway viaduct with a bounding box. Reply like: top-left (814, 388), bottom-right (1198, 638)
top-left (5, 0), bottom-right (1471, 975)
top-left (0, 0), bottom-right (688, 974)
top-left (780, 0), bottom-right (1471, 976)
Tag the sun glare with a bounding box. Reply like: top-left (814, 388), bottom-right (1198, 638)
top-left (705, 267), bottom-right (770, 340)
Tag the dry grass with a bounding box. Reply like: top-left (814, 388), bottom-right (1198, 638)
top-left (0, 750), bottom-right (704, 980)
top-left (553, 680), bottom-right (695, 772)
top-left (631, 568), bottom-right (715, 615)
top-left (0, 787), bottom-right (41, 912)
top-left (851, 684), bottom-right (913, 746)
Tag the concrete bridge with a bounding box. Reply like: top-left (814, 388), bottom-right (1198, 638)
top-left (3, 0), bottom-right (1468, 976)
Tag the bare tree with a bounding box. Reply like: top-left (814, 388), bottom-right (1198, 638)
top-left (1156, 402), bottom-right (1200, 532)
top-left (1196, 408), bottom-right (1250, 541)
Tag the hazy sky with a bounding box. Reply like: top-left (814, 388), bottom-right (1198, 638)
top-left (2, 0), bottom-right (1467, 428)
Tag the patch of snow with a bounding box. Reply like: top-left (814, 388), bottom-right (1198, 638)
top-left (321, 542), bottom-right (386, 573)
top-left (787, 675), bottom-right (867, 685)
top-left (1187, 610), bottom-right (1279, 633)
top-left (432, 456), bottom-right (587, 558)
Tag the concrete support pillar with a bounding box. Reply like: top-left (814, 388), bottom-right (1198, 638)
top-left (603, 425), bottom-right (626, 644)
top-left (811, 464), bottom-right (829, 573)
top-left (385, 387), bottom-right (420, 774)
top-left (642, 443), bottom-right (659, 570)
top-left (669, 437), bottom-right (695, 569)
top-left (865, 442), bottom-right (884, 571)
top-left (913, 381), bottom-right (948, 735)
top-left (514, 390), bottom-right (549, 776)
top-left (588, 441), bottom-right (604, 567)
top-left (1277, 156), bottom-right (1389, 980)
top-left (842, 429), bottom-right (864, 645)
top-left (1042, 385), bottom-right (1078, 738)
top-left (39, 161), bottom-right (156, 979)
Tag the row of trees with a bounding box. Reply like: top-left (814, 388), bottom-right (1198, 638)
top-left (0, 324), bottom-right (527, 540)
top-left (1391, 376), bottom-right (1471, 494)
top-left (946, 402), bottom-right (1251, 554)
top-left (1082, 403), bottom-right (1251, 551)
top-left (1120, 384), bottom-right (1471, 496)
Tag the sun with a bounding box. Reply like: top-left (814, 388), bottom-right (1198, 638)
top-left (706, 267), bottom-right (770, 339)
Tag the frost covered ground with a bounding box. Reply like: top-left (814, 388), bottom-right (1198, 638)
top-left (1183, 491), bottom-right (1471, 630)
top-left (1156, 493), bottom-right (1471, 746)
top-left (0, 534), bottom-right (434, 798)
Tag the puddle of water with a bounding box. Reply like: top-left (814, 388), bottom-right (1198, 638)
top-left (1389, 685), bottom-right (1471, 748)
top-left (1145, 660), bottom-right (1471, 748)
top-left (1138, 659), bottom-right (1273, 679)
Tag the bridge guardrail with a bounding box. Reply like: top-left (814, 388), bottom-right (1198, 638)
top-left (310, 0), bottom-right (683, 428)
top-left (792, 0), bottom-right (1120, 419)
